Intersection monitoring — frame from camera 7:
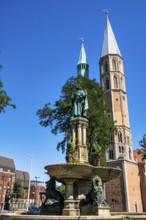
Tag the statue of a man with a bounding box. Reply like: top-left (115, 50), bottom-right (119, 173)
top-left (72, 86), bottom-right (88, 118)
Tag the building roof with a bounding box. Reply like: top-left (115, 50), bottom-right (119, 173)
top-left (133, 150), bottom-right (144, 163)
top-left (101, 16), bottom-right (121, 58)
top-left (77, 39), bottom-right (88, 65)
top-left (0, 156), bottom-right (16, 173)
top-left (16, 170), bottom-right (29, 188)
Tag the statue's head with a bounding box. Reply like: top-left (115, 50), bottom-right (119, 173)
top-left (93, 175), bottom-right (102, 187)
top-left (46, 178), bottom-right (56, 190)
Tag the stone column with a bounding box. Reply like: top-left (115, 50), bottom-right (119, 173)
top-left (70, 117), bottom-right (88, 164)
top-left (77, 122), bottom-right (82, 146)
top-left (65, 180), bottom-right (74, 200)
top-left (82, 124), bottom-right (87, 146)
top-left (72, 124), bottom-right (76, 141)
top-left (63, 179), bottom-right (80, 216)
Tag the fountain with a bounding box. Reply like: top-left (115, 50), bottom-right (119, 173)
top-left (41, 86), bottom-right (121, 217)
top-left (1, 86), bottom-right (145, 220)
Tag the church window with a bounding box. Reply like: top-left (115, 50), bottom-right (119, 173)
top-left (122, 96), bottom-right (125, 101)
top-left (119, 146), bottom-right (121, 153)
top-left (118, 131), bottom-right (123, 143)
top-left (121, 146), bottom-right (124, 153)
top-left (105, 77), bottom-right (110, 90)
top-left (112, 59), bottom-right (117, 71)
top-left (109, 149), bottom-right (114, 159)
top-left (104, 61), bottom-right (108, 72)
top-left (134, 201), bottom-right (138, 212)
top-left (114, 75), bottom-right (118, 88)
top-left (129, 148), bottom-right (132, 160)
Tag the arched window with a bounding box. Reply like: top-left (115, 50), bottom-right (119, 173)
top-left (129, 148), bottom-right (132, 160)
top-left (105, 77), bottom-right (110, 90)
top-left (118, 131), bottom-right (123, 143)
top-left (119, 146), bottom-right (121, 153)
top-left (121, 146), bottom-right (124, 153)
top-left (104, 61), bottom-right (108, 72)
top-left (109, 149), bottom-right (114, 160)
top-left (114, 75), bottom-right (118, 88)
top-left (134, 201), bottom-right (138, 212)
top-left (112, 59), bottom-right (117, 71)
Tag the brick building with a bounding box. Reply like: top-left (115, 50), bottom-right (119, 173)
top-left (30, 180), bottom-right (45, 207)
top-left (133, 150), bottom-right (146, 211)
top-left (0, 155), bottom-right (45, 210)
top-left (0, 156), bottom-right (16, 209)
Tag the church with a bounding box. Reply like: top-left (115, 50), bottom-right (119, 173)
top-left (76, 13), bottom-right (145, 213)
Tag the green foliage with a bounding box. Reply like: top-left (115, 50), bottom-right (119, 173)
top-left (13, 178), bottom-right (24, 199)
top-left (37, 76), bottom-right (116, 165)
top-left (0, 66), bottom-right (16, 113)
top-left (56, 184), bottom-right (65, 198)
top-left (138, 134), bottom-right (146, 160)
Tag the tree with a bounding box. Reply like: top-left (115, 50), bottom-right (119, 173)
top-left (0, 65), bottom-right (16, 113)
top-left (13, 178), bottom-right (24, 199)
top-left (56, 184), bottom-right (65, 198)
top-left (138, 134), bottom-right (146, 160)
top-left (37, 76), bottom-right (116, 165)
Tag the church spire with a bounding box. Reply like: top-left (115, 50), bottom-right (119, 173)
top-left (77, 38), bottom-right (89, 79)
top-left (101, 12), bottom-right (121, 58)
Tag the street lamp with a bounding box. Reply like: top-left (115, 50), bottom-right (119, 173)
top-left (35, 176), bottom-right (40, 186)
top-left (26, 155), bottom-right (32, 211)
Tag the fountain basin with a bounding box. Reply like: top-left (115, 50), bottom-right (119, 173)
top-left (45, 163), bottom-right (121, 183)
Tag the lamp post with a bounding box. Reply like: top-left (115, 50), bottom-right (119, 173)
top-left (26, 155), bottom-right (32, 211)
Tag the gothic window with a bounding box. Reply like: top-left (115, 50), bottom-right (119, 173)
top-left (119, 146), bottom-right (121, 153)
top-left (109, 149), bottom-right (114, 160)
top-left (104, 61), bottom-right (108, 72)
top-left (112, 59), bottom-right (117, 71)
top-left (129, 148), bottom-right (132, 160)
top-left (121, 146), bottom-right (124, 153)
top-left (105, 77), bottom-right (110, 90)
top-left (114, 75), bottom-right (118, 88)
top-left (134, 201), bottom-right (138, 212)
top-left (118, 131), bottom-right (123, 143)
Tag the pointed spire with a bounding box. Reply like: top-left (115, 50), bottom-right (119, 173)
top-left (101, 11), bottom-right (122, 58)
top-left (78, 38), bottom-right (87, 65)
top-left (77, 38), bottom-right (89, 79)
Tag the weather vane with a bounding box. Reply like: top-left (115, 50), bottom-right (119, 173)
top-left (80, 37), bottom-right (84, 44)
top-left (103, 9), bottom-right (108, 19)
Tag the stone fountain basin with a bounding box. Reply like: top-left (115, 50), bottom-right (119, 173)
top-left (45, 163), bottom-right (121, 183)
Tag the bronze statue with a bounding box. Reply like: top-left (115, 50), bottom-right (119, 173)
top-left (72, 86), bottom-right (88, 118)
top-left (42, 178), bottom-right (64, 205)
top-left (86, 175), bottom-right (106, 206)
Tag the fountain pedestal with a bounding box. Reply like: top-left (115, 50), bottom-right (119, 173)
top-left (62, 179), bottom-right (80, 216)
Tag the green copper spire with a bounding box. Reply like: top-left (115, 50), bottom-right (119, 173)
top-left (77, 38), bottom-right (89, 79)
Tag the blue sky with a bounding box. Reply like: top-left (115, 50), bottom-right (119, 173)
top-left (0, 0), bottom-right (146, 182)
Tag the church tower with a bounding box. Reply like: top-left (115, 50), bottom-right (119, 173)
top-left (77, 39), bottom-right (89, 79)
top-left (99, 13), bottom-right (133, 161)
top-left (100, 13), bottom-right (143, 212)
